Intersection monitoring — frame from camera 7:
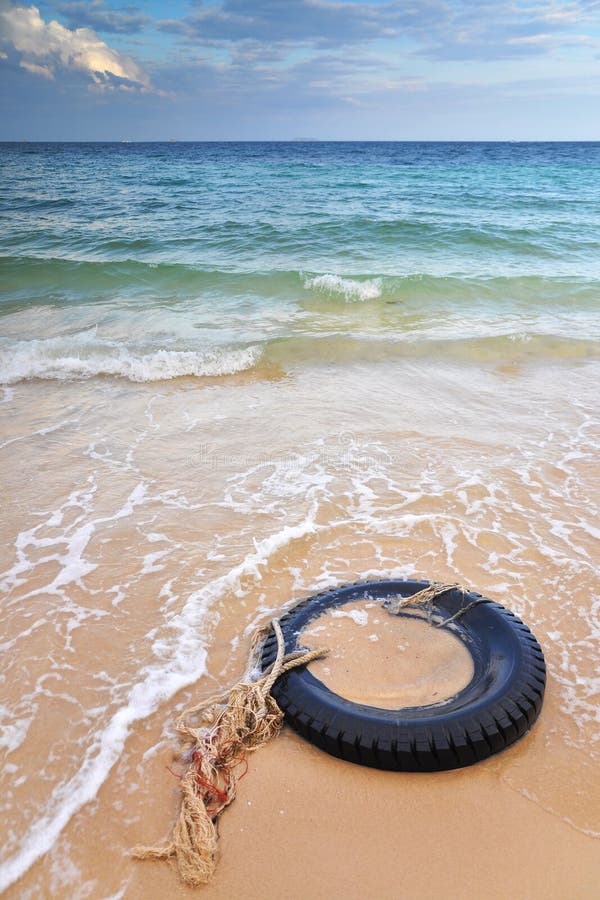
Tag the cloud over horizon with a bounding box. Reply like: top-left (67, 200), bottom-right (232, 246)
top-left (0, 3), bottom-right (152, 89)
top-left (0, 0), bottom-right (599, 139)
top-left (159, 0), bottom-right (600, 60)
top-left (54, 0), bottom-right (150, 35)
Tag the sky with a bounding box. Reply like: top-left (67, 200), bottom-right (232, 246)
top-left (0, 0), bottom-right (599, 140)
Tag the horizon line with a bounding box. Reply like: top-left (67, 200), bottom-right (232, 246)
top-left (2, 138), bottom-right (600, 144)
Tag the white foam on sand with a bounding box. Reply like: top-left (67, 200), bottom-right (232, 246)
top-left (331, 608), bottom-right (369, 626)
top-left (0, 507), bottom-right (319, 894)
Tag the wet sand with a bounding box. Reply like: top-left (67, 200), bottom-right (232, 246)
top-left (302, 601), bottom-right (475, 708)
top-left (5, 590), bottom-right (599, 900)
top-left (1, 359), bottom-right (599, 897)
top-left (127, 608), bottom-right (599, 900)
top-left (189, 729), bottom-right (600, 900)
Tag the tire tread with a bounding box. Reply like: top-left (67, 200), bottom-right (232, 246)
top-left (264, 579), bottom-right (546, 771)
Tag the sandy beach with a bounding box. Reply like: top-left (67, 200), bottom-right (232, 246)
top-left (1, 140), bottom-right (599, 898)
top-left (2, 358), bottom-right (599, 898)
top-left (133, 602), bottom-right (599, 900)
top-left (147, 729), bottom-right (600, 900)
top-left (5, 600), bottom-right (599, 900)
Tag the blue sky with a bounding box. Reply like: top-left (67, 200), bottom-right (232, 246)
top-left (0, 0), bottom-right (599, 139)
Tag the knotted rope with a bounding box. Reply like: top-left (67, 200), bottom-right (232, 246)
top-left (133, 619), bottom-right (327, 887)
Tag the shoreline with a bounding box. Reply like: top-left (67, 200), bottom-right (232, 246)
top-left (2, 137), bottom-right (600, 900)
top-left (1, 360), bottom-right (599, 896)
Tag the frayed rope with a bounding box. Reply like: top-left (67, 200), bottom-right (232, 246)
top-left (132, 619), bottom-right (327, 887)
top-left (133, 582), bottom-right (485, 886)
top-left (383, 580), bottom-right (489, 626)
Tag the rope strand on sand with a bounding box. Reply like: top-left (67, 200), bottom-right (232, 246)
top-left (133, 619), bottom-right (327, 887)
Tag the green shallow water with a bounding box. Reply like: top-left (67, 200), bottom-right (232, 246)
top-left (1, 141), bottom-right (599, 380)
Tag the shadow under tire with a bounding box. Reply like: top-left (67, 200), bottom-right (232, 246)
top-left (261, 579), bottom-right (546, 772)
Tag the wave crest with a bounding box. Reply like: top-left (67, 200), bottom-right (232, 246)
top-left (304, 273), bottom-right (382, 302)
top-left (0, 333), bottom-right (260, 385)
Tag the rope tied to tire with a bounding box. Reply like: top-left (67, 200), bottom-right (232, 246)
top-left (132, 620), bottom-right (328, 887)
top-left (263, 579), bottom-right (545, 775)
top-left (134, 580), bottom-right (520, 886)
top-left (383, 580), bottom-right (490, 626)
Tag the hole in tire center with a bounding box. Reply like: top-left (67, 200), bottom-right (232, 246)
top-left (301, 600), bottom-right (474, 709)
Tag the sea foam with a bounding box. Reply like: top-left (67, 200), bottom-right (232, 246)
top-left (304, 274), bottom-right (382, 302)
top-left (0, 333), bottom-right (259, 385)
top-left (0, 505), bottom-right (319, 894)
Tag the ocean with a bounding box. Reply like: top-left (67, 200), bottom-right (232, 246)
top-left (0, 142), bottom-right (599, 895)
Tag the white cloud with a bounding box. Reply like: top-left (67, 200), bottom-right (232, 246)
top-left (508, 30), bottom-right (599, 48)
top-left (19, 58), bottom-right (54, 78)
top-left (0, 3), bottom-right (151, 89)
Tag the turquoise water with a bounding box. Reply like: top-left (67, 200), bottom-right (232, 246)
top-left (1, 143), bottom-right (600, 894)
top-left (1, 141), bottom-right (599, 380)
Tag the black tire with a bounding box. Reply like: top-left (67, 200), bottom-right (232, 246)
top-left (261, 579), bottom-right (546, 771)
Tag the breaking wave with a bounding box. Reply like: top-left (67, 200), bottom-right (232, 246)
top-left (303, 274), bottom-right (383, 302)
top-left (0, 332), bottom-right (260, 385)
